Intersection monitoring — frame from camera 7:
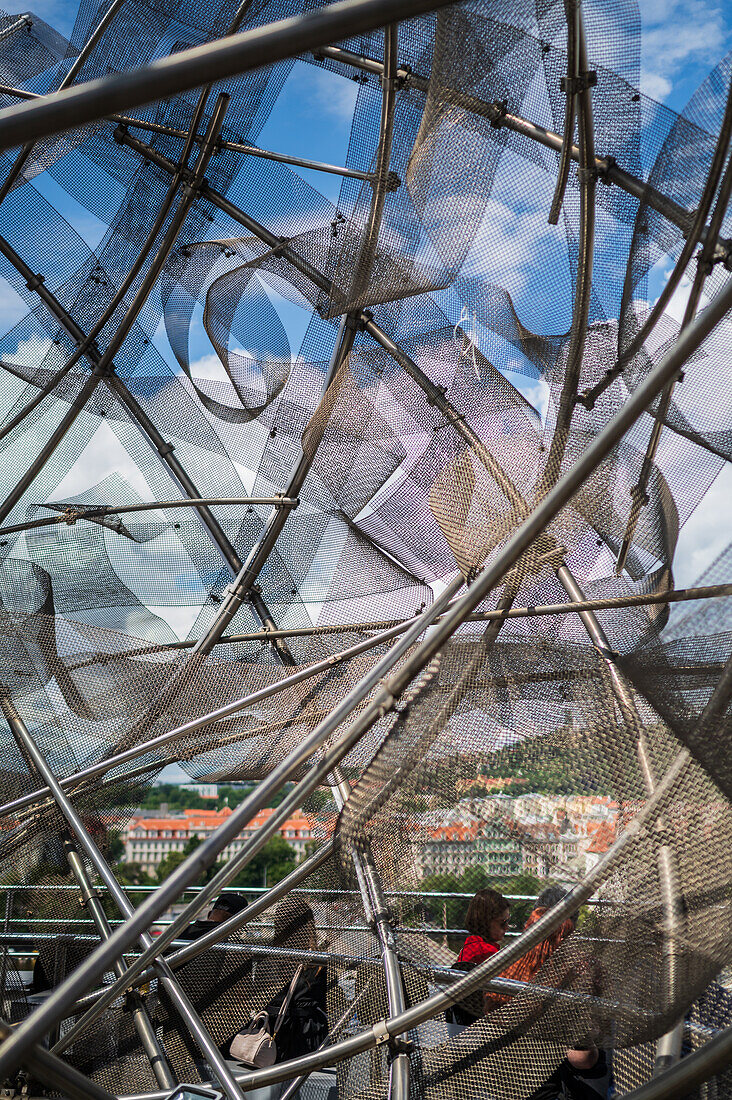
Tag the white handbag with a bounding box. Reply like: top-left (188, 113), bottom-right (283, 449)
top-left (230, 965), bottom-right (303, 1068)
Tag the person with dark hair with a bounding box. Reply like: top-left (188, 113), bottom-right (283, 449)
top-left (446, 888), bottom-right (510, 1028)
top-left (256, 900), bottom-right (329, 1064)
top-left (484, 885), bottom-right (576, 1013)
top-left (461, 888), bottom-right (511, 965)
top-left (487, 886), bottom-right (614, 1100)
top-left (178, 892), bottom-right (249, 942)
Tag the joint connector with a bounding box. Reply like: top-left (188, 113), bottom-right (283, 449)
top-left (489, 100), bottom-right (508, 129)
top-left (113, 124), bottom-right (129, 144)
top-left (372, 1020), bottom-right (391, 1046)
top-left (388, 1036), bottom-right (414, 1057)
top-left (63, 508), bottom-right (80, 526)
top-left (560, 70), bottom-right (597, 95)
top-left (696, 254), bottom-right (715, 278)
top-left (92, 361), bottom-right (116, 378)
top-left (395, 65), bottom-right (412, 89)
top-left (596, 154), bottom-right (616, 183)
top-left (386, 171), bottom-right (401, 192)
top-left (577, 165), bottom-right (600, 184)
top-left (380, 73), bottom-right (400, 92)
top-left (157, 442), bottom-right (175, 457)
top-left (575, 389), bottom-right (595, 411)
top-left (373, 905), bottom-right (395, 928)
top-left (25, 273), bottom-right (44, 291)
top-left (358, 309), bottom-right (373, 332)
top-left (377, 691), bottom-right (395, 718)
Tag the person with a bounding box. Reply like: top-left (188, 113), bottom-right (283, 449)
top-left (484, 885), bottom-right (577, 1012)
top-left (178, 892), bottom-right (249, 942)
top-left (265, 899), bottom-right (329, 1063)
top-left (488, 886), bottom-right (614, 1100)
top-left (446, 887), bottom-right (510, 1027)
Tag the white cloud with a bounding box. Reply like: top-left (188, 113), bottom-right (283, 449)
top-left (642, 73), bottom-right (672, 101)
top-left (0, 277), bottom-right (29, 337)
top-left (673, 464), bottom-right (732, 586)
top-left (640, 0), bottom-right (731, 102)
top-left (189, 351), bottom-right (229, 383)
top-left (4, 334), bottom-right (54, 367)
top-left (52, 421), bottom-right (154, 501)
top-left (289, 64), bottom-right (358, 123)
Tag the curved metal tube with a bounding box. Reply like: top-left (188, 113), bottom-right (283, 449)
top-left (547, 0), bottom-right (579, 225)
top-left (536, 8), bottom-right (596, 501)
top-left (615, 100), bottom-right (732, 574)
top-left (614, 75), bottom-right (732, 378)
top-left (190, 22), bottom-right (400, 657)
top-left (1, 282), bottom-right (730, 1075)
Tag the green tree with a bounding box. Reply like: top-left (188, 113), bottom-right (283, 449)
top-left (225, 836), bottom-right (297, 888)
top-left (156, 836), bottom-right (208, 884)
top-left (107, 829), bottom-right (125, 862)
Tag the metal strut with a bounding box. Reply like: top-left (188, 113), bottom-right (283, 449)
top-left (313, 45), bottom-right (732, 264)
top-left (0, 253), bottom-right (730, 1082)
top-left (0, 693), bottom-right (248, 1100)
top-left (63, 839), bottom-right (177, 1089)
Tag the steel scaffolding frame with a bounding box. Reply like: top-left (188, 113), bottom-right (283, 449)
top-left (0, 0), bottom-right (728, 1097)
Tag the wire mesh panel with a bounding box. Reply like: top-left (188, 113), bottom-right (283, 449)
top-left (0, 0), bottom-right (729, 1097)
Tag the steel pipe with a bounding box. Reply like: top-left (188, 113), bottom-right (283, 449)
top-left (64, 841), bottom-right (176, 1089)
top-left (116, 115), bottom-right (377, 180)
top-left (0, 695), bottom-right (247, 1100)
top-left (0, 14), bottom-right (32, 42)
top-left (0, 607), bottom-right (433, 823)
top-left (0, 497), bottom-right (297, 536)
top-left (47, 581), bottom-right (732, 666)
top-left (0, 0), bottom-right (456, 153)
top-left (189, 21), bottom-right (400, 658)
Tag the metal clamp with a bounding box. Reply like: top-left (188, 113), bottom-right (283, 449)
top-left (372, 1020), bottom-right (390, 1046)
top-left (25, 273), bottom-right (44, 291)
top-left (577, 165), bottom-right (601, 184)
top-left (395, 64), bottom-right (412, 89)
top-left (596, 154), bottom-right (617, 184)
top-left (560, 70), bottom-right (597, 95)
top-left (489, 99), bottom-right (508, 129)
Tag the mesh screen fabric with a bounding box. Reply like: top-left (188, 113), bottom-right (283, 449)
top-left (0, 0), bottom-right (730, 1096)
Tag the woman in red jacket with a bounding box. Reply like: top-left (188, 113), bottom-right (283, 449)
top-left (446, 888), bottom-right (510, 1027)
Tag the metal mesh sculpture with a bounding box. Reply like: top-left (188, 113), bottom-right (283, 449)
top-left (0, 0), bottom-right (729, 1096)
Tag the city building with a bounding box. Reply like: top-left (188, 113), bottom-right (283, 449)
top-left (122, 806), bottom-right (316, 876)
